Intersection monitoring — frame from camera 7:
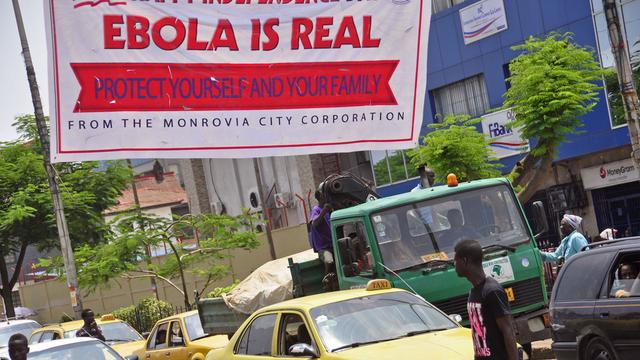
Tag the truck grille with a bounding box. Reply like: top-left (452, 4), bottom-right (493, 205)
top-left (432, 278), bottom-right (544, 322)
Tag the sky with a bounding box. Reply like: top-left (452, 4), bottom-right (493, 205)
top-left (0, 0), bottom-right (48, 142)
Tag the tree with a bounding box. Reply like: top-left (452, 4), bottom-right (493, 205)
top-left (0, 115), bottom-right (130, 318)
top-left (408, 114), bottom-right (502, 183)
top-left (504, 33), bottom-right (605, 202)
top-left (373, 151), bottom-right (416, 185)
top-left (41, 212), bottom-right (260, 308)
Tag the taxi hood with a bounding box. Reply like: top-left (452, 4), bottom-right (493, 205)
top-left (330, 327), bottom-right (474, 360)
top-left (111, 340), bottom-right (146, 356)
top-left (191, 334), bottom-right (229, 349)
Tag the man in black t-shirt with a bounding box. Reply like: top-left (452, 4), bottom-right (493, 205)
top-left (454, 239), bottom-right (517, 360)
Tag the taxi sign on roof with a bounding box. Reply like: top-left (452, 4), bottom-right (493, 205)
top-left (366, 279), bottom-right (392, 291)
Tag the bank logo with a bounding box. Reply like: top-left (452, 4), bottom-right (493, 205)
top-left (600, 167), bottom-right (607, 179)
top-left (74, 0), bottom-right (127, 9)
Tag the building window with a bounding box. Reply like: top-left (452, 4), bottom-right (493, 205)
top-left (590, 0), bottom-right (640, 128)
top-left (432, 74), bottom-right (490, 120)
top-left (432, 0), bottom-right (466, 14)
top-left (370, 150), bottom-right (419, 187)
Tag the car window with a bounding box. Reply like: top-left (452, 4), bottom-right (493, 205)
top-left (28, 341), bottom-right (121, 360)
top-left (168, 321), bottom-right (184, 347)
top-left (555, 252), bottom-right (612, 301)
top-left (0, 322), bottom-right (40, 347)
top-left (277, 313), bottom-right (314, 356)
top-left (99, 322), bottom-right (143, 342)
top-left (183, 313), bottom-right (207, 341)
top-left (148, 322), bottom-right (169, 350)
top-left (310, 291), bottom-right (456, 352)
top-left (607, 252), bottom-right (640, 298)
top-left (29, 332), bottom-right (43, 345)
top-left (235, 314), bottom-right (276, 356)
top-left (335, 222), bottom-right (373, 276)
top-left (39, 331), bottom-right (55, 343)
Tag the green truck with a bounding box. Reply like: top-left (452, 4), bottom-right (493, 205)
top-left (199, 177), bottom-right (551, 354)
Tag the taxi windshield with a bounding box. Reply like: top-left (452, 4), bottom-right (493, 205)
top-left (310, 292), bottom-right (456, 352)
top-left (65, 322), bottom-right (142, 342)
top-left (371, 184), bottom-right (528, 271)
top-left (28, 341), bottom-right (122, 360)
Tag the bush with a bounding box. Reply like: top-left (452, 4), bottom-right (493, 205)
top-left (207, 280), bottom-right (240, 298)
top-left (113, 297), bottom-right (174, 333)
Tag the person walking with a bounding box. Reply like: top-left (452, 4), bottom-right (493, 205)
top-left (454, 239), bottom-right (517, 360)
top-left (8, 334), bottom-right (29, 360)
top-left (540, 214), bottom-right (588, 265)
top-left (76, 309), bottom-right (106, 341)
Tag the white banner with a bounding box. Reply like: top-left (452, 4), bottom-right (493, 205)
top-left (460, 0), bottom-right (508, 45)
top-left (45, 0), bottom-right (431, 162)
top-left (480, 108), bottom-right (529, 159)
top-left (580, 158), bottom-right (639, 190)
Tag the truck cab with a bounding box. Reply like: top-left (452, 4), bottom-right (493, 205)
top-left (291, 178), bottom-right (551, 348)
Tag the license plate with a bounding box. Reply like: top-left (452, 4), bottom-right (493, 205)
top-left (505, 287), bottom-right (515, 302)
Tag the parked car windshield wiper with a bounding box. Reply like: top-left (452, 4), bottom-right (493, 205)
top-left (482, 244), bottom-right (516, 253)
top-left (332, 338), bottom-right (389, 351)
top-left (403, 327), bottom-right (453, 337)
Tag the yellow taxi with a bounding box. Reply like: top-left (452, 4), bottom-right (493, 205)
top-left (205, 280), bottom-right (476, 360)
top-left (29, 314), bottom-right (145, 357)
top-left (133, 310), bottom-right (228, 360)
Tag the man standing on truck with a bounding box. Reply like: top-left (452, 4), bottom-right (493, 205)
top-left (454, 239), bottom-right (517, 360)
top-left (310, 190), bottom-right (334, 275)
top-left (540, 214), bottom-right (588, 265)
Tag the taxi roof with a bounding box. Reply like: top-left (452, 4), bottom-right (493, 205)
top-left (35, 318), bottom-right (125, 332)
top-left (256, 288), bottom-right (407, 313)
top-left (331, 178), bottom-right (510, 220)
top-left (156, 309), bottom-right (199, 322)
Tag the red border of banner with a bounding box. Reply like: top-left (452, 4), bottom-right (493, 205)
top-left (51, 0), bottom-right (425, 154)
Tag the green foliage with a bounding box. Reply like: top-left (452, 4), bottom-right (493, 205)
top-left (604, 64), bottom-right (640, 127)
top-left (207, 280), bottom-right (240, 298)
top-left (503, 33), bottom-right (605, 157)
top-left (408, 114), bottom-right (502, 183)
top-left (373, 151), bottom-right (415, 185)
top-left (113, 297), bottom-right (174, 333)
top-left (41, 212), bottom-right (260, 305)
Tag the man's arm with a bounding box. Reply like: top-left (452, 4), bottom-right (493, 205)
top-left (496, 316), bottom-right (518, 360)
top-left (312, 204), bottom-right (331, 228)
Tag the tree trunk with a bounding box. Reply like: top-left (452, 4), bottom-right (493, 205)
top-left (0, 240), bottom-right (29, 319)
top-left (166, 240), bottom-right (190, 309)
top-left (1, 286), bottom-right (16, 319)
top-left (517, 155), bottom-right (554, 204)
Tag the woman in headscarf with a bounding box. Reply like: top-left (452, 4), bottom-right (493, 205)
top-left (540, 214), bottom-right (588, 264)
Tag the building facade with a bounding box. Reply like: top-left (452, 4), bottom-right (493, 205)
top-left (372, 0), bottom-right (640, 243)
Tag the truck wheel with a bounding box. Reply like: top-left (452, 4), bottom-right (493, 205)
top-left (521, 342), bottom-right (532, 358)
top-left (584, 337), bottom-right (616, 360)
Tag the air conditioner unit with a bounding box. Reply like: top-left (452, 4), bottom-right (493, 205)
top-left (247, 187), bottom-right (262, 213)
top-left (210, 201), bottom-right (224, 214)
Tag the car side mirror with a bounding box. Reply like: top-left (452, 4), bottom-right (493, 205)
top-left (531, 201), bottom-right (548, 239)
top-left (448, 314), bottom-right (463, 323)
top-left (289, 343), bottom-right (319, 358)
top-left (141, 332), bottom-right (150, 339)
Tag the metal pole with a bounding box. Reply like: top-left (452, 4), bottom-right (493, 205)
top-left (253, 158), bottom-right (277, 260)
top-left (11, 0), bottom-right (83, 318)
top-left (126, 160), bottom-right (159, 300)
top-left (602, 0), bottom-right (640, 171)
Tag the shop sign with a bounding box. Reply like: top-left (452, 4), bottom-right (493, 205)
top-left (460, 0), bottom-right (508, 45)
top-left (581, 158), bottom-right (639, 190)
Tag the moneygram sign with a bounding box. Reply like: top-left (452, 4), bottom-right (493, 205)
top-left (45, 0), bottom-right (430, 162)
top-left (581, 158), bottom-right (639, 190)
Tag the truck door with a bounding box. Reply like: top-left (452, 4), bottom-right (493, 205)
top-left (334, 221), bottom-right (375, 289)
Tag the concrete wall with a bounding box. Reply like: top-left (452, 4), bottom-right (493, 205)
top-left (19, 224), bottom-right (311, 324)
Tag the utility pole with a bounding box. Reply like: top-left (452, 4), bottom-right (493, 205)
top-left (253, 158), bottom-right (277, 260)
top-left (11, 0), bottom-right (83, 318)
top-left (603, 0), bottom-right (640, 170)
top-left (126, 160), bottom-right (160, 300)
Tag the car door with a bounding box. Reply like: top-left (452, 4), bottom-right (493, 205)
top-left (594, 250), bottom-right (640, 360)
top-left (165, 320), bottom-right (188, 360)
top-left (274, 312), bottom-right (318, 357)
top-left (550, 252), bottom-right (612, 348)
top-left (232, 313), bottom-right (277, 360)
top-left (143, 322), bottom-right (170, 360)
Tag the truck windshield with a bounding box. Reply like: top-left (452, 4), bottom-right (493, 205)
top-left (310, 291), bottom-right (457, 352)
top-left (371, 185), bottom-right (529, 271)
